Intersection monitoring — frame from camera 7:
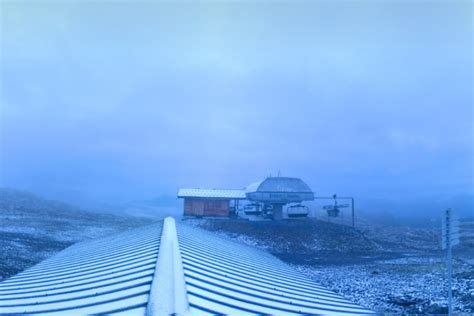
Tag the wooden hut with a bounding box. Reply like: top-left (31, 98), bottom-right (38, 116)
top-left (177, 188), bottom-right (246, 217)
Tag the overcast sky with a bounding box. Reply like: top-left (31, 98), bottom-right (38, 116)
top-left (1, 1), bottom-right (472, 207)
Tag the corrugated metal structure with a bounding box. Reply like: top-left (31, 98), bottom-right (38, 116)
top-left (0, 223), bottom-right (163, 315)
top-left (0, 218), bottom-right (375, 315)
top-left (178, 188), bottom-right (246, 217)
top-left (177, 223), bottom-right (373, 315)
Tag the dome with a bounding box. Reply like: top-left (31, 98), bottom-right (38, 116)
top-left (245, 177), bottom-right (314, 203)
top-left (256, 177), bottom-right (312, 193)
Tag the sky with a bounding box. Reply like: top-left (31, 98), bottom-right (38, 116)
top-left (0, 1), bottom-right (473, 211)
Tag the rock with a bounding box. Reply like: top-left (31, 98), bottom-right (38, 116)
top-left (388, 295), bottom-right (424, 306)
top-left (423, 304), bottom-right (448, 314)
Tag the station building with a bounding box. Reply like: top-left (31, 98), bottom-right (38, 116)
top-left (178, 176), bottom-right (314, 219)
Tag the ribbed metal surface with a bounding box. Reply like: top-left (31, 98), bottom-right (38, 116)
top-left (1, 219), bottom-right (374, 315)
top-left (176, 223), bottom-right (374, 316)
top-left (0, 223), bottom-right (162, 315)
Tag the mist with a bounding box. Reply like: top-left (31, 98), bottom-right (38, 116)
top-left (1, 1), bottom-right (472, 216)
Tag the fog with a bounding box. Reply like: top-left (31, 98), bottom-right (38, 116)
top-left (1, 1), bottom-right (472, 216)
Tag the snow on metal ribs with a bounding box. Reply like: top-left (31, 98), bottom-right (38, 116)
top-left (0, 218), bottom-right (374, 315)
top-left (176, 223), bottom-right (374, 315)
top-left (0, 223), bottom-right (163, 315)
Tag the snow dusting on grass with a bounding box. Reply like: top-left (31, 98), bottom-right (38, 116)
top-left (187, 217), bottom-right (474, 313)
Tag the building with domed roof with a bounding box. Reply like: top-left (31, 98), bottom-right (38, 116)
top-left (178, 176), bottom-right (314, 219)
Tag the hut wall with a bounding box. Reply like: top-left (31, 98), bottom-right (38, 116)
top-left (184, 199), bottom-right (229, 217)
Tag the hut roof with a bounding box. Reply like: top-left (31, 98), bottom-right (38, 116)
top-left (245, 177), bottom-right (313, 193)
top-left (178, 188), bottom-right (246, 199)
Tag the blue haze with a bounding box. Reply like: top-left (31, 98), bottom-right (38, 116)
top-left (0, 1), bottom-right (472, 216)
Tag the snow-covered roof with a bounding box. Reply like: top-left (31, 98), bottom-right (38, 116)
top-left (246, 177), bottom-right (313, 193)
top-left (244, 180), bottom-right (263, 193)
top-left (178, 188), bottom-right (246, 199)
top-left (0, 218), bottom-right (374, 315)
top-left (0, 223), bottom-right (162, 315)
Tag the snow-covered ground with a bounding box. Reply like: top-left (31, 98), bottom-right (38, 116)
top-left (295, 256), bottom-right (474, 314)
top-left (187, 217), bottom-right (474, 314)
top-left (2, 189), bottom-right (472, 314)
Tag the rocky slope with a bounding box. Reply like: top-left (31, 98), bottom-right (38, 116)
top-left (0, 188), bottom-right (153, 280)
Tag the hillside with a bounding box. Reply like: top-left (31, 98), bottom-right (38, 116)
top-left (187, 218), bottom-right (383, 263)
top-left (186, 217), bottom-right (474, 314)
top-left (0, 188), bottom-right (154, 280)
